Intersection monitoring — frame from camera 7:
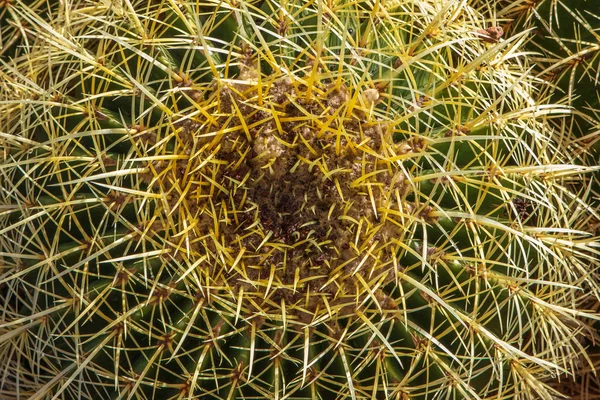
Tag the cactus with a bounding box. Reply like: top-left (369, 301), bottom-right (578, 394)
top-left (472, 0), bottom-right (600, 395)
top-left (0, 0), bottom-right (599, 399)
top-left (474, 0), bottom-right (600, 186)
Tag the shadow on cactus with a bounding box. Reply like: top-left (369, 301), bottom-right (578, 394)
top-left (0, 0), bottom-right (599, 399)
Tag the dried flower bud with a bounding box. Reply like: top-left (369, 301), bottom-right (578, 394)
top-left (476, 26), bottom-right (504, 43)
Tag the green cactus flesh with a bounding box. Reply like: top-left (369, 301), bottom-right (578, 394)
top-left (0, 0), bottom-right (598, 399)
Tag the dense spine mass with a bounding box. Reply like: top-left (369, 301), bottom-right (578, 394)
top-left (0, 0), bottom-right (599, 399)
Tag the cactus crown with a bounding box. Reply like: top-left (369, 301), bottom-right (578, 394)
top-left (0, 0), bottom-right (598, 399)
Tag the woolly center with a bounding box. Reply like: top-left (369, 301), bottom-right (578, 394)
top-left (145, 74), bottom-right (412, 322)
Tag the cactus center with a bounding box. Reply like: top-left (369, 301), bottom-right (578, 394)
top-left (145, 72), bottom-right (411, 323)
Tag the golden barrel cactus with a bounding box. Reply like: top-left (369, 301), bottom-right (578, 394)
top-left (0, 0), bottom-right (598, 399)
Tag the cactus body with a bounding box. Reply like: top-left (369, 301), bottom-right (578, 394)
top-left (0, 1), bottom-right (599, 399)
top-left (472, 1), bottom-right (600, 395)
top-left (476, 0), bottom-right (600, 190)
